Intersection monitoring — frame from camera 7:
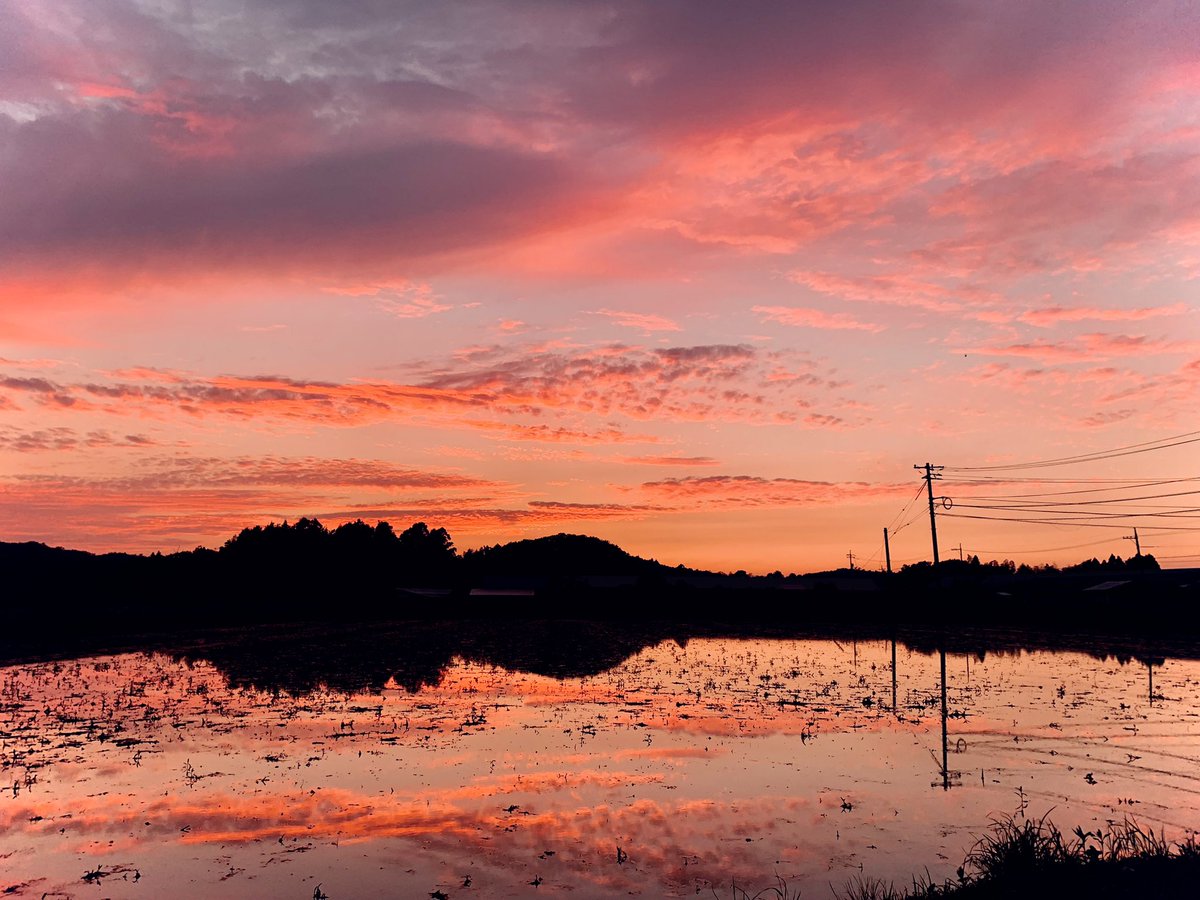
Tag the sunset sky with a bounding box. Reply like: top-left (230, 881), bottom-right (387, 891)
top-left (2, 0), bottom-right (1199, 572)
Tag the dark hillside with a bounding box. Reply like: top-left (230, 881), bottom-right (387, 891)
top-left (462, 533), bottom-right (680, 578)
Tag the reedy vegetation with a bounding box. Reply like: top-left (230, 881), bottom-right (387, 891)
top-left (831, 814), bottom-right (1199, 900)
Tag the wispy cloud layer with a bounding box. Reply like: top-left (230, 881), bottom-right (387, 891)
top-left (0, 342), bottom-right (854, 440)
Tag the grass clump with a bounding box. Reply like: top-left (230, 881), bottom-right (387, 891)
top-left (837, 814), bottom-right (1200, 899)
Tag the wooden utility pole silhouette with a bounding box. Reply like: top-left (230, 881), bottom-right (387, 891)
top-left (846, 551), bottom-right (856, 570)
top-left (883, 527), bottom-right (892, 574)
top-left (956, 542), bottom-right (964, 562)
top-left (1124, 527), bottom-right (1141, 556)
top-left (914, 463), bottom-right (944, 564)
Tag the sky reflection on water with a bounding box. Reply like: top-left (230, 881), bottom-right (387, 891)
top-left (1, 635), bottom-right (1198, 898)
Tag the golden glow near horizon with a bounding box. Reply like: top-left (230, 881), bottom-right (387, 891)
top-left (1, 1), bottom-right (1199, 572)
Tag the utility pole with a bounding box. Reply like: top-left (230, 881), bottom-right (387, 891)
top-left (1124, 527), bottom-right (1141, 557)
top-left (914, 462), bottom-right (944, 565)
top-left (883, 527), bottom-right (892, 574)
top-left (956, 542), bottom-right (964, 562)
top-left (846, 551), bottom-right (856, 571)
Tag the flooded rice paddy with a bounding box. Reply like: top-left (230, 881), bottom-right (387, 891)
top-left (1, 626), bottom-right (1198, 898)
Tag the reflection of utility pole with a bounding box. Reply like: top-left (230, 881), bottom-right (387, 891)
top-left (891, 639), bottom-right (898, 711)
top-left (1124, 528), bottom-right (1142, 557)
top-left (884, 527), bottom-right (892, 574)
top-left (940, 649), bottom-right (950, 791)
top-left (914, 462), bottom-right (944, 564)
top-left (1148, 662), bottom-right (1154, 705)
top-left (846, 551), bottom-right (856, 570)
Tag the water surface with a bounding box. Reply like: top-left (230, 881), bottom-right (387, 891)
top-left (1, 627), bottom-right (1197, 897)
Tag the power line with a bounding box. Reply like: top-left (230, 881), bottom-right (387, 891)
top-left (947, 504), bottom-right (1200, 521)
top-left (944, 429), bottom-right (1200, 472)
top-left (942, 512), bottom-right (1200, 531)
top-left (967, 537), bottom-right (1120, 555)
top-left (946, 476), bottom-right (1200, 499)
top-left (891, 505), bottom-right (927, 537)
top-left (885, 483), bottom-right (926, 532)
top-left (949, 487), bottom-right (1200, 506)
top-left (942, 475), bottom-right (1184, 483)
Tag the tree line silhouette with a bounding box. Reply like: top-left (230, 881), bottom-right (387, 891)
top-left (0, 517), bottom-right (1185, 652)
top-left (0, 519), bottom-right (694, 636)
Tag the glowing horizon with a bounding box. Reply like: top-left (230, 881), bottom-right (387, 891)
top-left (2, 1), bottom-right (1198, 572)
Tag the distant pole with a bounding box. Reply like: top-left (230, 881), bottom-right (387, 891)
top-left (883, 527), bottom-right (892, 574)
top-left (1123, 528), bottom-right (1142, 556)
top-left (914, 462), bottom-right (944, 565)
top-left (957, 543), bottom-right (964, 562)
top-left (846, 550), bottom-right (856, 571)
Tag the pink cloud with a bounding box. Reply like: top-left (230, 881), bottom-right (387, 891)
top-left (787, 270), bottom-right (1000, 316)
top-left (752, 305), bottom-right (884, 333)
top-left (920, 152), bottom-right (1200, 277)
top-left (618, 456), bottom-right (720, 467)
top-left (3, 355), bottom-right (712, 444)
top-left (593, 309), bottom-right (681, 332)
top-left (636, 475), bottom-right (912, 508)
top-left (0, 426), bottom-right (158, 453)
top-left (3, 0), bottom-right (1196, 296)
top-left (324, 281), bottom-right (452, 319)
top-left (961, 362), bottom-right (1132, 391)
top-left (1080, 409), bottom-right (1137, 427)
top-left (966, 333), bottom-right (1199, 363)
top-left (1017, 303), bottom-right (1189, 327)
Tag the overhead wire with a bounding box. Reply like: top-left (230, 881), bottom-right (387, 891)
top-left (942, 512), bottom-right (1200, 531)
top-left (885, 483), bottom-right (925, 532)
top-left (891, 505), bottom-right (927, 537)
top-left (966, 537), bottom-right (1121, 556)
top-left (941, 475), bottom-right (1183, 484)
top-left (944, 429), bottom-right (1200, 472)
top-left (947, 505), bottom-right (1200, 522)
top-left (905, 430), bottom-right (1199, 568)
top-left (946, 476), bottom-right (1200, 500)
